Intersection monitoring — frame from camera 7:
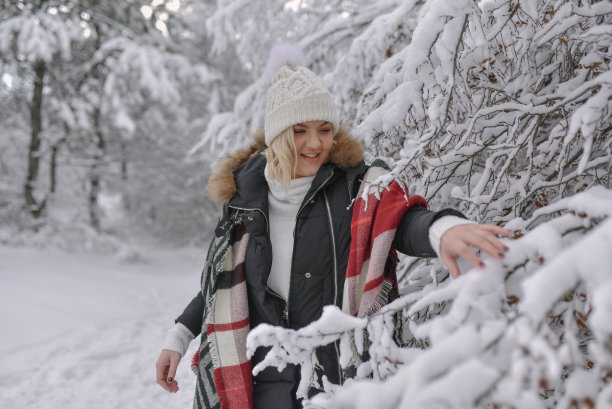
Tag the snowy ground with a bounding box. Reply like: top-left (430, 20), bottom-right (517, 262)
top-left (0, 244), bottom-right (204, 409)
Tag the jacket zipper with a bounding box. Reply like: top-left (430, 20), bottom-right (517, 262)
top-left (324, 190), bottom-right (343, 384)
top-left (286, 170), bottom-right (335, 328)
top-left (323, 191), bottom-right (339, 307)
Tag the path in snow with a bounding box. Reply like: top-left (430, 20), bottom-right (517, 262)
top-left (0, 245), bottom-right (205, 409)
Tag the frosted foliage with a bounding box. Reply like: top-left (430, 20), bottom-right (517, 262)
top-left (248, 187), bottom-right (612, 408)
top-left (0, 0), bottom-right (226, 244)
top-left (98, 39), bottom-right (217, 139)
top-left (0, 11), bottom-right (83, 63)
top-left (262, 42), bottom-right (308, 80)
top-left (329, 0), bottom-right (419, 122)
top-left (355, 0), bottom-right (612, 223)
top-left (205, 0), bottom-right (374, 72)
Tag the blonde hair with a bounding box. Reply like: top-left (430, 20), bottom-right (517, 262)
top-left (265, 127), bottom-right (297, 189)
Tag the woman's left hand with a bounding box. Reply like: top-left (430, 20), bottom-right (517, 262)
top-left (439, 224), bottom-right (512, 278)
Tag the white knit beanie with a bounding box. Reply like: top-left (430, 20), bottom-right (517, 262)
top-left (264, 64), bottom-right (339, 146)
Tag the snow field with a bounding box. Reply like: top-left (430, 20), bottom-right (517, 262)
top-left (0, 245), bottom-right (204, 409)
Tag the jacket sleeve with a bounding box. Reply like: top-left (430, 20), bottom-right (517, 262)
top-left (394, 206), bottom-right (466, 257)
top-left (175, 291), bottom-right (204, 337)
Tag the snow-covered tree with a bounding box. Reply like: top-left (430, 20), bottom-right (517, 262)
top-left (1, 0), bottom-right (610, 402)
top-left (0, 0), bottom-right (85, 218)
top-left (0, 0), bottom-right (230, 241)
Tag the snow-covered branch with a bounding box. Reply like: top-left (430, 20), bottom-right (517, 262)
top-left (356, 0), bottom-right (611, 226)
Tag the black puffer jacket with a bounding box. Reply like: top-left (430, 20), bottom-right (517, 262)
top-left (177, 128), bottom-right (464, 408)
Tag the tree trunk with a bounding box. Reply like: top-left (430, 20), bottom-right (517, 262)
top-left (89, 170), bottom-right (100, 231)
top-left (89, 109), bottom-right (106, 231)
top-left (121, 141), bottom-right (128, 181)
top-left (24, 60), bottom-right (46, 218)
top-left (49, 137), bottom-right (65, 194)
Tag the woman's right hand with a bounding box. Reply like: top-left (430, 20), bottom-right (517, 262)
top-left (156, 349), bottom-right (182, 393)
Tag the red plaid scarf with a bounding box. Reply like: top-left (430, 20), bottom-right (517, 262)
top-left (193, 164), bottom-right (426, 409)
top-left (342, 164), bottom-right (427, 317)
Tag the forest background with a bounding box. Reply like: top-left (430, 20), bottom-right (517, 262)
top-left (1, 0), bottom-right (611, 408)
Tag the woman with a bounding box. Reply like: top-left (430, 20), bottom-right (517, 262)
top-left (156, 63), bottom-right (510, 409)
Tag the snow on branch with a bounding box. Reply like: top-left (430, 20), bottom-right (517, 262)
top-left (356, 0), bottom-right (611, 226)
top-left (0, 10), bottom-right (84, 63)
top-left (247, 187), bottom-right (612, 408)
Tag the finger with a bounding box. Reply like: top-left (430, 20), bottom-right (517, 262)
top-left (467, 226), bottom-right (510, 254)
top-left (156, 354), bottom-right (176, 392)
top-left (469, 232), bottom-right (506, 260)
top-left (475, 228), bottom-right (511, 253)
top-left (167, 354), bottom-right (180, 384)
top-left (480, 232), bottom-right (509, 254)
top-left (156, 360), bottom-right (169, 384)
top-left (442, 254), bottom-right (461, 278)
top-left (157, 376), bottom-right (174, 392)
top-left (169, 380), bottom-right (180, 393)
top-left (450, 229), bottom-right (498, 257)
top-left (479, 224), bottom-right (513, 237)
top-left (457, 244), bottom-right (484, 269)
top-left (158, 373), bottom-right (179, 393)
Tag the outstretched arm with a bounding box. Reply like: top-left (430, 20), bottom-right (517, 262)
top-left (394, 207), bottom-right (466, 257)
top-left (394, 207), bottom-right (512, 277)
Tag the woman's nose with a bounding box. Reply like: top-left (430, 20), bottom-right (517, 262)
top-left (304, 130), bottom-right (322, 148)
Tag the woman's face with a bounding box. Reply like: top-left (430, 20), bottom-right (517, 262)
top-left (292, 120), bottom-right (334, 178)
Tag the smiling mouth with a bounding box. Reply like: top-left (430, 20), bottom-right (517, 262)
top-left (301, 153), bottom-right (320, 159)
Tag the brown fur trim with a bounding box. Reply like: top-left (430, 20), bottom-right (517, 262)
top-left (329, 125), bottom-right (364, 168)
top-left (207, 125), bottom-right (364, 204)
top-left (207, 129), bottom-right (266, 204)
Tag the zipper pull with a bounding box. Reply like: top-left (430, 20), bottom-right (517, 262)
top-left (283, 302), bottom-right (289, 327)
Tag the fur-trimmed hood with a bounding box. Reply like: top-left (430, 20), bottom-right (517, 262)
top-left (208, 125), bottom-right (364, 204)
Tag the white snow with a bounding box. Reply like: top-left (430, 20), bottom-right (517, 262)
top-left (0, 245), bottom-right (203, 409)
